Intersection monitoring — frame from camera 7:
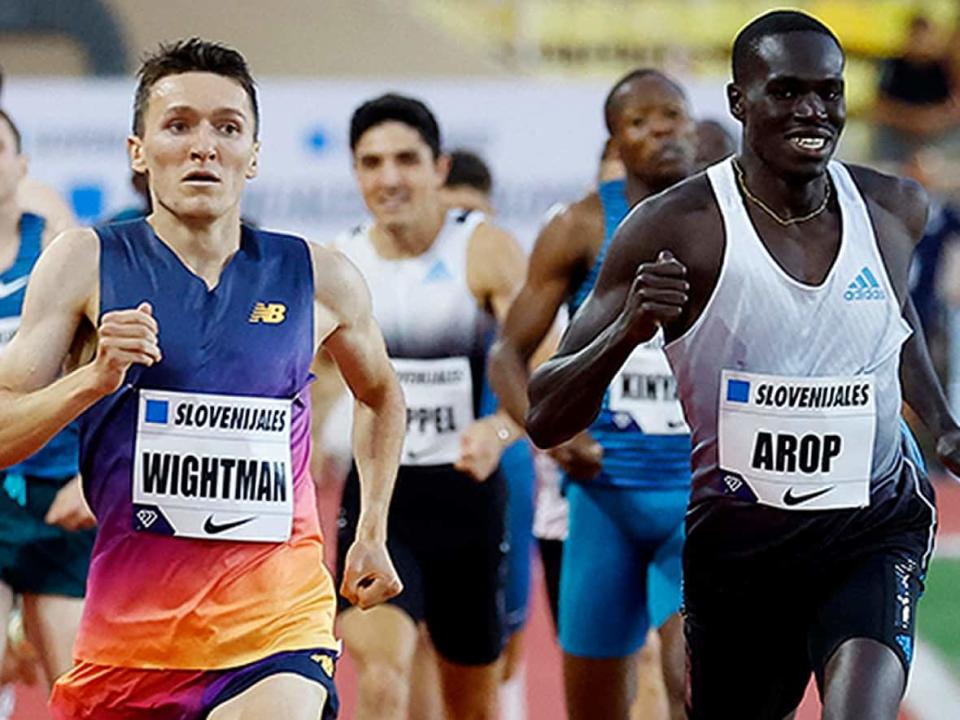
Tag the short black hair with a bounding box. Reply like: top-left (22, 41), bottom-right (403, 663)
top-left (732, 10), bottom-right (841, 83)
top-left (603, 68), bottom-right (686, 133)
top-left (445, 149), bottom-right (492, 194)
top-left (0, 109), bottom-right (22, 154)
top-left (133, 38), bottom-right (259, 137)
top-left (350, 93), bottom-right (442, 158)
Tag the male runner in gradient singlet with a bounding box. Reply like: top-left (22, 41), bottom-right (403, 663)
top-left (0, 39), bottom-right (404, 720)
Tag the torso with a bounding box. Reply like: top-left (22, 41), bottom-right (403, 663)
top-left (335, 210), bottom-right (495, 467)
top-left (74, 219), bottom-right (338, 670)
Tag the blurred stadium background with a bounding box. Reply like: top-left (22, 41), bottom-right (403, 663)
top-left (2, 1), bottom-right (960, 718)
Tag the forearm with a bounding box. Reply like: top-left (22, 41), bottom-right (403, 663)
top-left (526, 314), bottom-right (642, 448)
top-left (350, 378), bottom-right (405, 541)
top-left (488, 339), bottom-right (532, 427)
top-left (901, 300), bottom-right (958, 436)
top-left (0, 364), bottom-right (103, 468)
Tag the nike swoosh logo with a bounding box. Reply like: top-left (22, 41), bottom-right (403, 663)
top-left (0, 276), bottom-right (28, 300)
top-left (203, 515), bottom-right (257, 534)
top-left (782, 486), bottom-right (835, 507)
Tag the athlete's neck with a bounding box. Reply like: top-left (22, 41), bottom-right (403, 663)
top-left (736, 152), bottom-right (831, 218)
top-left (146, 203), bottom-right (243, 290)
top-left (371, 203), bottom-right (447, 259)
top-left (625, 171), bottom-right (683, 207)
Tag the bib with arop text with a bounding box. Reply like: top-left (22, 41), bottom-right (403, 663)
top-left (718, 370), bottom-right (875, 510)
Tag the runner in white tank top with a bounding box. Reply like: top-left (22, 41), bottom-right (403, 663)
top-left (526, 11), bottom-right (960, 720)
top-left (311, 94), bottom-right (526, 720)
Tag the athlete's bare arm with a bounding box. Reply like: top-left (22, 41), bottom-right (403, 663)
top-left (455, 221), bottom-right (527, 480)
top-left (489, 198), bottom-right (597, 425)
top-left (526, 178), bottom-right (721, 448)
top-left (310, 243), bottom-right (404, 608)
top-left (488, 197), bottom-right (605, 477)
top-left (853, 165), bottom-right (960, 472)
top-left (0, 229), bottom-right (161, 468)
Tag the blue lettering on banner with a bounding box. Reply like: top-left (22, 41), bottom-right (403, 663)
top-left (145, 399), bottom-right (169, 424)
top-left (727, 379), bottom-right (750, 403)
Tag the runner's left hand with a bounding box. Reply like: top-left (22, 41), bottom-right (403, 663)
top-left (44, 475), bottom-right (96, 531)
top-left (340, 539), bottom-right (403, 610)
top-left (454, 418), bottom-right (507, 482)
top-left (936, 429), bottom-right (960, 479)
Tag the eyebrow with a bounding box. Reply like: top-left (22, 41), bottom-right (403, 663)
top-left (160, 104), bottom-right (248, 119)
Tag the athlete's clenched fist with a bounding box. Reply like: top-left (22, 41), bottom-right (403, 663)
top-left (92, 301), bottom-right (161, 395)
top-left (622, 250), bottom-right (689, 338)
top-left (340, 538), bottom-right (403, 610)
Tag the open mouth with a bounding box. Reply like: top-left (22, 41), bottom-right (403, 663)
top-left (785, 130), bottom-right (833, 156)
top-left (182, 171), bottom-right (221, 184)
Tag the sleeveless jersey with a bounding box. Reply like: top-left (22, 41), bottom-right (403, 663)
top-left (0, 213), bottom-right (78, 479)
top-left (334, 210), bottom-right (495, 467)
top-left (665, 158), bottom-right (912, 512)
top-left (567, 179), bottom-right (691, 489)
top-left (75, 219), bottom-right (337, 669)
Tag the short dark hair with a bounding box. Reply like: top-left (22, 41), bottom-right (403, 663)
top-left (603, 68), bottom-right (686, 133)
top-left (133, 38), bottom-right (259, 137)
top-left (732, 11), bottom-right (841, 83)
top-left (445, 149), bottom-right (492, 194)
top-left (0, 109), bottom-right (22, 153)
top-left (350, 94), bottom-right (442, 158)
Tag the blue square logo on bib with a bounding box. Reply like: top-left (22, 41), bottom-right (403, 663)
top-left (726, 379), bottom-right (750, 403)
top-left (145, 399), bottom-right (169, 424)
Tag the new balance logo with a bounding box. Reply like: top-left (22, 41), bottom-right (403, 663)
top-left (843, 267), bottom-right (886, 301)
top-left (249, 302), bottom-right (287, 324)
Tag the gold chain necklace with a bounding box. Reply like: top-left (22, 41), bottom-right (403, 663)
top-left (732, 160), bottom-right (831, 226)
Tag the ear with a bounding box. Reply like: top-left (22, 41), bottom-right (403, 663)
top-left (128, 134), bottom-right (148, 174)
top-left (435, 152), bottom-right (451, 187)
top-left (245, 140), bottom-right (260, 180)
top-left (727, 83), bottom-right (745, 122)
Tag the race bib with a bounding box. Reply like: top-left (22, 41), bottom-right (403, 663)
top-left (608, 337), bottom-right (688, 435)
top-left (133, 389), bottom-right (294, 542)
top-left (718, 370), bottom-right (875, 510)
top-left (0, 316), bottom-right (20, 352)
top-left (393, 357), bottom-right (474, 466)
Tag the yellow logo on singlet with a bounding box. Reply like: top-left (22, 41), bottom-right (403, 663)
top-left (248, 302), bottom-right (287, 324)
top-left (311, 653), bottom-right (335, 677)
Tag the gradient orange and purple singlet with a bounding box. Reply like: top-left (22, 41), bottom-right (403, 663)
top-left (62, 221), bottom-right (338, 672)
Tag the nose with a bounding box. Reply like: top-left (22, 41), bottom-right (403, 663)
top-left (794, 92), bottom-right (828, 121)
top-left (189, 124), bottom-right (218, 162)
top-left (377, 159), bottom-right (402, 187)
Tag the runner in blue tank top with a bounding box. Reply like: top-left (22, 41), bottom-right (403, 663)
top-left (0, 109), bottom-right (95, 688)
top-left (489, 70), bottom-right (697, 720)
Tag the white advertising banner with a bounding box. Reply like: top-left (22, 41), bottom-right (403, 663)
top-left (4, 76), bottom-right (730, 249)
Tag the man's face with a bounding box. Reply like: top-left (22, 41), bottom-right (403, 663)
top-left (0, 118), bottom-right (25, 206)
top-left (731, 32), bottom-right (845, 180)
top-left (128, 72), bottom-right (258, 223)
top-left (609, 76), bottom-right (697, 187)
top-left (353, 121), bottom-right (447, 229)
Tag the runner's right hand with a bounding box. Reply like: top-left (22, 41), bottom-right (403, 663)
top-left (548, 431), bottom-right (603, 481)
top-left (340, 538), bottom-right (403, 610)
top-left (91, 302), bottom-right (161, 395)
top-left (622, 250), bottom-right (688, 338)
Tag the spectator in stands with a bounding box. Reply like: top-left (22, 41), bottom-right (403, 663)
top-left (873, 14), bottom-right (960, 162)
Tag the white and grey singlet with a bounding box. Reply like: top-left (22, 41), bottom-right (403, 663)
top-left (334, 210), bottom-right (495, 466)
top-left (664, 158), bottom-right (912, 512)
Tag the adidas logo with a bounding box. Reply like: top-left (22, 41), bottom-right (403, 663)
top-left (424, 260), bottom-right (452, 283)
top-left (843, 266), bottom-right (886, 301)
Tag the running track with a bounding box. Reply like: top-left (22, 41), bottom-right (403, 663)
top-left (15, 477), bottom-right (960, 719)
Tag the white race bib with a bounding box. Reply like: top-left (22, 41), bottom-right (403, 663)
top-left (393, 357), bottom-right (474, 466)
top-left (608, 337), bottom-right (688, 435)
top-left (718, 370), bottom-right (875, 510)
top-left (133, 389), bottom-right (294, 542)
top-left (0, 316), bottom-right (20, 352)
